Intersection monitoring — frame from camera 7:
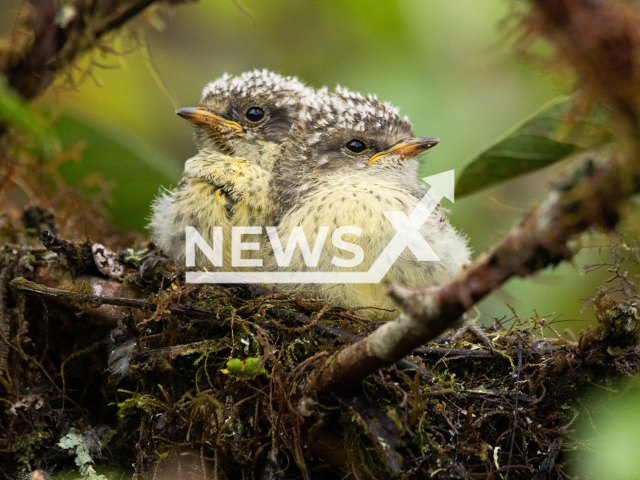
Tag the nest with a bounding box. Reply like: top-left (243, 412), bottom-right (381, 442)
top-left (1, 214), bottom-right (639, 480)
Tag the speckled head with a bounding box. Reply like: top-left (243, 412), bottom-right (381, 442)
top-left (292, 86), bottom-right (438, 174)
top-left (271, 86), bottom-right (439, 212)
top-left (176, 69), bottom-right (313, 153)
top-left (277, 86), bottom-right (438, 180)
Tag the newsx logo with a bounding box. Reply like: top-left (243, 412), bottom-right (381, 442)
top-left (186, 171), bottom-right (455, 284)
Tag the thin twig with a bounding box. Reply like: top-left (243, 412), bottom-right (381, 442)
top-left (505, 340), bottom-right (522, 480)
top-left (94, 0), bottom-right (157, 39)
top-left (10, 277), bottom-right (226, 324)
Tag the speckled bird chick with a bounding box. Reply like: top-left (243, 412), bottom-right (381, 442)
top-left (265, 87), bottom-right (471, 320)
top-left (149, 70), bottom-right (313, 266)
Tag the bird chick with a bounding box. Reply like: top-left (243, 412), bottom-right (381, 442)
top-left (266, 87), bottom-right (471, 320)
top-left (149, 70), bottom-right (312, 267)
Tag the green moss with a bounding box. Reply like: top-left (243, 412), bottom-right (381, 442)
top-left (11, 429), bottom-right (51, 467)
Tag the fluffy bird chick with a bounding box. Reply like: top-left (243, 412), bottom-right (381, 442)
top-left (266, 87), bottom-right (471, 320)
top-left (149, 70), bottom-right (312, 266)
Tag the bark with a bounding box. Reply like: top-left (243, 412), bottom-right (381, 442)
top-left (4, 0), bottom-right (165, 101)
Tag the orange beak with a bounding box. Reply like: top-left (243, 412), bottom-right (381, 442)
top-left (176, 107), bottom-right (244, 134)
top-left (368, 137), bottom-right (440, 164)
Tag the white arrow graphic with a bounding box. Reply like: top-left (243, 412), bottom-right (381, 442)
top-left (186, 170), bottom-right (455, 284)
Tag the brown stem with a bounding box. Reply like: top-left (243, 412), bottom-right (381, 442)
top-left (10, 276), bottom-right (226, 324)
top-left (266, 307), bottom-right (354, 340)
top-left (93, 0), bottom-right (158, 39)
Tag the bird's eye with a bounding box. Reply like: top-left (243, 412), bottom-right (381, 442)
top-left (245, 107), bottom-right (266, 122)
top-left (345, 139), bottom-right (367, 153)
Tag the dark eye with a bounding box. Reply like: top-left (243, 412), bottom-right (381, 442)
top-left (345, 139), bottom-right (367, 153)
top-left (245, 107), bottom-right (265, 122)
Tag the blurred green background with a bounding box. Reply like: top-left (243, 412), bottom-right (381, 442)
top-left (1, 0), bottom-right (630, 332)
top-left (573, 377), bottom-right (640, 479)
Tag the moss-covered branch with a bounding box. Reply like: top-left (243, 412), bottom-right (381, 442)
top-left (3, 0), bottom-right (187, 101)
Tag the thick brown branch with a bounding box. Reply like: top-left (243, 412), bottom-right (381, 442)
top-left (3, 0), bottom-right (171, 101)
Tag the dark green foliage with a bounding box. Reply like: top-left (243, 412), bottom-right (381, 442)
top-left (455, 98), bottom-right (612, 198)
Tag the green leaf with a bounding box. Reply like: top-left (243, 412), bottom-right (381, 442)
top-left (54, 112), bottom-right (182, 231)
top-left (0, 79), bottom-right (56, 157)
top-left (455, 97), bottom-right (613, 198)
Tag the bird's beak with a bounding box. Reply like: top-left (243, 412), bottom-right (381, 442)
top-left (368, 137), bottom-right (440, 164)
top-left (175, 107), bottom-right (244, 134)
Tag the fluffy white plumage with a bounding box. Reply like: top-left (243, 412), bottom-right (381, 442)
top-left (203, 69), bottom-right (313, 108)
